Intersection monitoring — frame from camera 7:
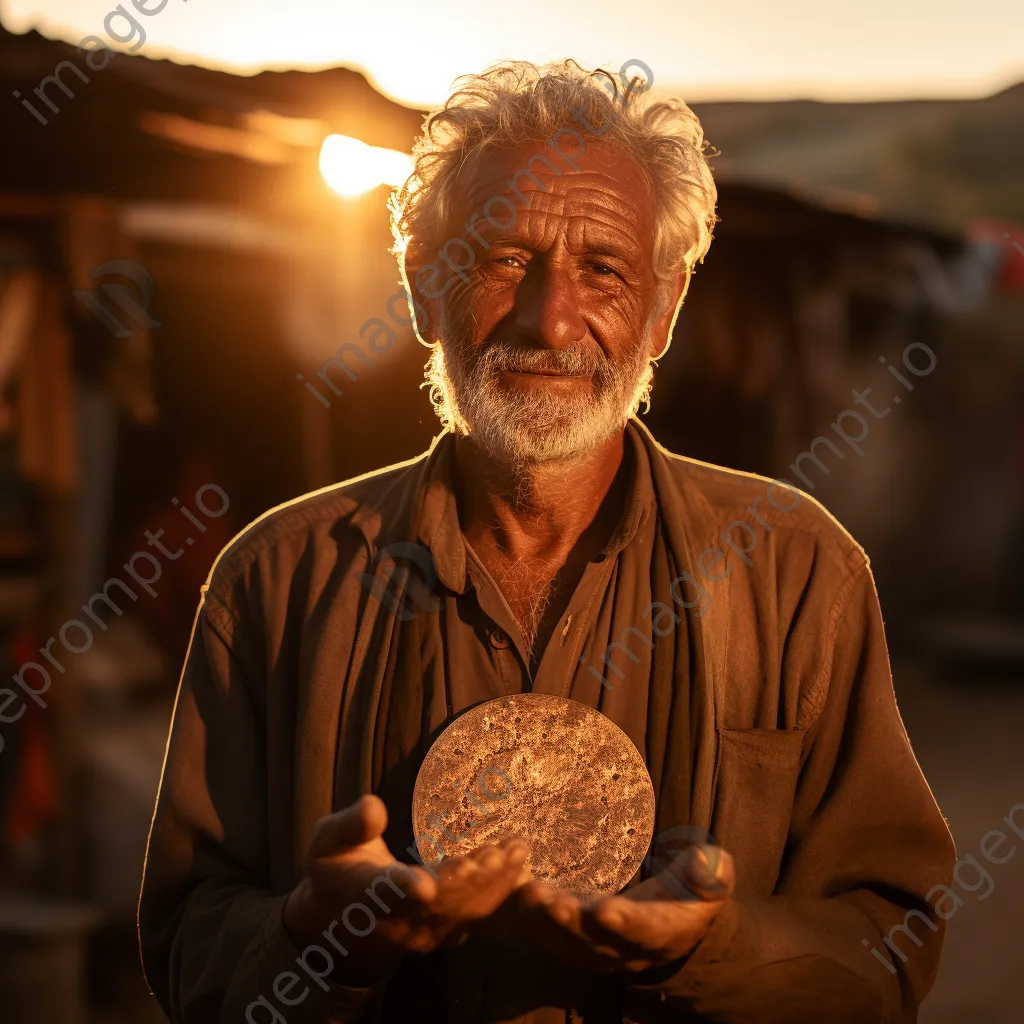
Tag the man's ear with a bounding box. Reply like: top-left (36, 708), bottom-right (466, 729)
top-left (648, 267), bottom-right (692, 361)
top-left (401, 257), bottom-right (444, 347)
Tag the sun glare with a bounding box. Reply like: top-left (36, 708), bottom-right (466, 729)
top-left (319, 134), bottom-right (414, 198)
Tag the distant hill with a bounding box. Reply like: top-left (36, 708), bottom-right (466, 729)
top-left (690, 82), bottom-right (1024, 232)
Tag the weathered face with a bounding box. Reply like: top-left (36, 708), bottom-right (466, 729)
top-left (413, 139), bottom-right (688, 465)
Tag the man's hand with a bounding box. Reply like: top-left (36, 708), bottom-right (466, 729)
top-left (514, 843), bottom-right (735, 974)
top-left (283, 794), bottom-right (530, 983)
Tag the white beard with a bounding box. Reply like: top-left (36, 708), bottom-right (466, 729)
top-left (425, 317), bottom-right (656, 468)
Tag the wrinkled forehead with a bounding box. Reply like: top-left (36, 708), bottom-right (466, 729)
top-left (451, 139), bottom-right (657, 257)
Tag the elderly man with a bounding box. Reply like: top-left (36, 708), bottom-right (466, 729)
top-left (139, 61), bottom-right (954, 1023)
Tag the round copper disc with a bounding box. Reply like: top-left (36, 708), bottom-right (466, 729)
top-left (411, 693), bottom-right (655, 900)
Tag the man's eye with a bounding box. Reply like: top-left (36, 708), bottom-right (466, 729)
top-left (590, 262), bottom-right (616, 276)
top-left (495, 255), bottom-right (524, 269)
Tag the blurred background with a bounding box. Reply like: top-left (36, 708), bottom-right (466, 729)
top-left (0, 1), bottom-right (1021, 1021)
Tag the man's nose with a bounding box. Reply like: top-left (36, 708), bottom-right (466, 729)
top-left (512, 263), bottom-right (587, 348)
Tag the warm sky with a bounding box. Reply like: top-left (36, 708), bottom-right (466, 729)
top-left (3, 0), bottom-right (1022, 109)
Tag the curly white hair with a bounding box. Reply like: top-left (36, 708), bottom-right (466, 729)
top-left (388, 58), bottom-right (718, 300)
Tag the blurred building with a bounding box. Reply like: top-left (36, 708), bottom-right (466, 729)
top-left (643, 179), bottom-right (1021, 645)
top-left (0, 21), bottom-right (431, 1023)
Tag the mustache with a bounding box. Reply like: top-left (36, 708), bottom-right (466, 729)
top-left (477, 338), bottom-right (607, 377)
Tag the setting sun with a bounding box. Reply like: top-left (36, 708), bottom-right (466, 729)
top-left (318, 134), bottom-right (414, 198)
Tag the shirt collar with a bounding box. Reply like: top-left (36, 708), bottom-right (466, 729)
top-left (413, 421), bottom-right (656, 593)
top-left (413, 435), bottom-right (470, 594)
top-left (600, 420), bottom-right (656, 559)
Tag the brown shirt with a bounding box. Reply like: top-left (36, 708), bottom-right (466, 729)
top-left (374, 427), bottom-right (665, 1023)
top-left (409, 423), bottom-right (658, 764)
top-left (139, 420), bottom-right (956, 1024)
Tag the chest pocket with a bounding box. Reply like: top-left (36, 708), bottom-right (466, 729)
top-left (709, 727), bottom-right (806, 896)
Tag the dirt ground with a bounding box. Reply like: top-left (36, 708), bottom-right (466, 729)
top-left (893, 659), bottom-right (1024, 1024)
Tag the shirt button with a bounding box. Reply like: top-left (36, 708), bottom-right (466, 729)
top-left (488, 628), bottom-right (510, 650)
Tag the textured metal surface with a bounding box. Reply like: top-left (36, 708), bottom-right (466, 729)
top-left (412, 693), bottom-right (655, 900)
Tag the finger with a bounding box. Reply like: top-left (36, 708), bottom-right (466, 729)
top-left (518, 880), bottom-right (558, 911)
top-left (308, 795), bottom-right (388, 858)
top-left (496, 840), bottom-right (530, 873)
top-left (586, 890), bottom-right (731, 970)
top-left (584, 897), bottom-right (668, 955)
top-left (483, 841), bottom-right (531, 896)
top-left (503, 840), bottom-right (531, 881)
top-left (546, 893), bottom-right (583, 932)
top-left (435, 842), bottom-right (530, 917)
top-left (661, 845), bottom-right (735, 901)
top-left (458, 842), bottom-right (529, 889)
top-left (377, 859), bottom-right (440, 906)
top-left (469, 844), bottom-right (506, 871)
top-left (440, 857), bottom-right (481, 883)
top-left (465, 840), bottom-right (527, 866)
top-left (520, 890), bottom-right (594, 949)
top-left (314, 854), bottom-right (440, 916)
top-left (587, 893), bottom-right (722, 953)
top-left (519, 891), bottom-right (624, 969)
